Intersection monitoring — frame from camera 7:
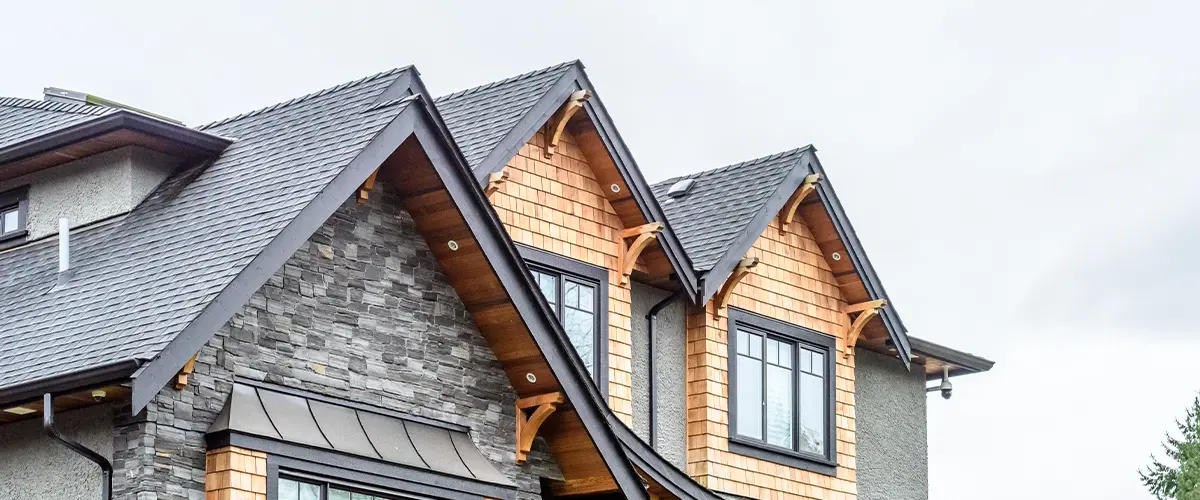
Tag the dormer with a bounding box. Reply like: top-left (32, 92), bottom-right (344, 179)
top-left (0, 88), bottom-right (229, 247)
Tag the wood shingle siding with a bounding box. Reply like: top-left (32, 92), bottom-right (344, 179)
top-left (489, 128), bottom-right (642, 424)
top-left (687, 215), bottom-right (858, 499)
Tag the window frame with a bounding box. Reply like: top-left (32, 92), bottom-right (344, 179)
top-left (0, 185), bottom-right (30, 247)
top-left (727, 307), bottom-right (838, 475)
top-left (516, 244), bottom-right (609, 394)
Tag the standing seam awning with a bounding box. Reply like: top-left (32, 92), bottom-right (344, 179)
top-left (207, 382), bottom-right (515, 489)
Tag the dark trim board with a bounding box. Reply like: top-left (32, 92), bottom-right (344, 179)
top-left (608, 415), bottom-right (723, 500)
top-left (0, 358), bottom-right (140, 408)
top-left (725, 308), bottom-right (838, 475)
top-left (517, 244), bottom-right (611, 396)
top-left (901, 337), bottom-right (995, 380)
top-left (463, 62), bottom-right (701, 304)
top-left (214, 432), bottom-right (517, 500)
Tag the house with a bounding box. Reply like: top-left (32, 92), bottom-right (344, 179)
top-left (0, 62), bottom-right (993, 500)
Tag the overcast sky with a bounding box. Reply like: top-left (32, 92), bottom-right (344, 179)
top-left (5, 1), bottom-right (1196, 498)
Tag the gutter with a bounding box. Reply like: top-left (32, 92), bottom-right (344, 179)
top-left (0, 358), bottom-right (141, 409)
top-left (645, 289), bottom-right (683, 448)
top-left (44, 393), bottom-right (113, 500)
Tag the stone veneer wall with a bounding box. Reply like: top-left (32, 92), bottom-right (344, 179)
top-left (110, 182), bottom-right (560, 500)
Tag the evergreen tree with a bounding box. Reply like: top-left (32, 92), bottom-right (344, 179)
top-left (1143, 395), bottom-right (1200, 499)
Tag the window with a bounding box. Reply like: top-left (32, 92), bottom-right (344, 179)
top-left (0, 186), bottom-right (28, 244)
top-left (517, 244), bottom-right (608, 389)
top-left (278, 477), bottom-right (400, 500)
top-left (728, 308), bottom-right (836, 474)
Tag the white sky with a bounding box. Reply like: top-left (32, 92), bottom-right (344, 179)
top-left (5, 1), bottom-right (1197, 498)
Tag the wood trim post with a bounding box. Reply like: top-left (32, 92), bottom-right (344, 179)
top-left (484, 169), bottom-right (510, 197)
top-left (544, 90), bottom-right (592, 158)
top-left (778, 174), bottom-right (822, 234)
top-left (713, 257), bottom-right (760, 318)
top-left (175, 353), bottom-right (198, 390)
top-left (515, 392), bottom-right (565, 464)
top-left (843, 299), bottom-right (886, 357)
top-left (357, 169), bottom-right (379, 204)
top-left (616, 222), bottom-right (663, 286)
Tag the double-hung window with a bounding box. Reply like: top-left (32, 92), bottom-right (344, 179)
top-left (518, 245), bottom-right (608, 389)
top-left (728, 308), bottom-right (837, 473)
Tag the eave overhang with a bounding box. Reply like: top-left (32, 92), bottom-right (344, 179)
top-left (0, 110), bottom-right (232, 182)
top-left (893, 336), bottom-right (995, 380)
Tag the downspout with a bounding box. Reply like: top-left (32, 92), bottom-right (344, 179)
top-left (646, 289), bottom-right (683, 449)
top-left (43, 393), bottom-right (112, 500)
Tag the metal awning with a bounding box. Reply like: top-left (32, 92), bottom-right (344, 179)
top-left (208, 381), bottom-right (515, 496)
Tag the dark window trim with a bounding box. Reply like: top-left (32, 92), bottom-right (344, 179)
top-left (726, 307), bottom-right (837, 475)
top-left (516, 243), bottom-right (609, 396)
top-left (0, 185), bottom-right (30, 247)
top-left (216, 432), bottom-right (517, 500)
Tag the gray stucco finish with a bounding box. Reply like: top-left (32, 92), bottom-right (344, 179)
top-left (0, 404), bottom-right (114, 500)
top-left (0, 145), bottom-right (177, 239)
top-left (855, 348), bottom-right (929, 500)
top-left (109, 183), bottom-right (559, 500)
top-left (630, 282), bottom-right (687, 471)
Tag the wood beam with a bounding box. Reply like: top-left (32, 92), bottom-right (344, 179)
top-left (617, 223), bottom-right (663, 286)
top-left (844, 299), bottom-right (886, 358)
top-left (778, 174), bottom-right (822, 234)
top-left (713, 257), bottom-right (760, 318)
top-left (516, 391), bottom-right (565, 464)
top-left (175, 353), bottom-right (198, 390)
top-left (357, 169), bottom-right (379, 204)
top-left (544, 90), bottom-right (592, 158)
top-left (484, 169), bottom-right (509, 197)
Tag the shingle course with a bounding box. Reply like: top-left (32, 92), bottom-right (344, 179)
top-left (0, 96), bottom-right (116, 150)
top-left (0, 69), bottom-right (413, 390)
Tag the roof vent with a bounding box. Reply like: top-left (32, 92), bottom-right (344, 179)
top-left (666, 179), bottom-right (695, 198)
top-left (43, 87), bottom-right (183, 124)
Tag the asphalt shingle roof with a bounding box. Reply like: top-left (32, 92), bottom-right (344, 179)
top-left (0, 96), bottom-right (115, 150)
top-left (435, 61), bottom-right (575, 169)
top-left (650, 148), bottom-right (808, 272)
top-left (0, 69), bottom-right (413, 390)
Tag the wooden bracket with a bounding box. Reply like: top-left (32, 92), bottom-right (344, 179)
top-left (544, 90), bottom-right (592, 158)
top-left (516, 392), bottom-right (565, 464)
top-left (778, 174), bottom-right (822, 234)
top-left (713, 257), bottom-right (760, 318)
top-left (175, 353), bottom-right (198, 390)
top-left (357, 169), bottom-right (379, 204)
top-left (844, 299), bottom-right (886, 358)
top-left (617, 222), bottom-right (663, 286)
top-left (484, 169), bottom-right (510, 197)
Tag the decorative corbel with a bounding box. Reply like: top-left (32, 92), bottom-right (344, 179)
top-left (778, 174), bottom-right (822, 234)
top-left (617, 222), bottom-right (663, 286)
top-left (516, 392), bottom-right (565, 464)
top-left (544, 90), bottom-right (592, 158)
top-left (713, 257), bottom-right (760, 318)
top-left (357, 169), bottom-right (379, 204)
top-left (843, 299), bottom-right (886, 358)
top-left (484, 169), bottom-right (510, 197)
top-left (175, 353), bottom-right (198, 390)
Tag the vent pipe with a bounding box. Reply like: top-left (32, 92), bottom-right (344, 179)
top-left (58, 218), bottom-right (70, 273)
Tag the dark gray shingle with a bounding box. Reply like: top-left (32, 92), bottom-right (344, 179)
top-left (0, 97), bottom-right (115, 150)
top-left (0, 69), bottom-right (413, 390)
top-left (435, 62), bottom-right (575, 169)
top-left (650, 148), bottom-right (808, 272)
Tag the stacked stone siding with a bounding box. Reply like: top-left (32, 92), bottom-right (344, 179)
top-left (112, 182), bottom-right (559, 500)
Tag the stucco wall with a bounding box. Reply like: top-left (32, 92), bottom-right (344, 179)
top-left (0, 146), bottom-right (177, 239)
top-left (110, 182), bottom-right (559, 500)
top-left (855, 348), bottom-right (930, 500)
top-left (630, 282), bottom-right (687, 471)
top-left (0, 404), bottom-right (114, 500)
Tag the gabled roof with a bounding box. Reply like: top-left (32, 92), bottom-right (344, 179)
top-left (650, 146), bottom-right (914, 365)
top-left (0, 96), bottom-right (114, 150)
top-left (435, 61), bottom-right (576, 170)
top-left (0, 68), bottom-right (418, 402)
top-left (436, 61), bottom-right (702, 301)
top-left (651, 147), bottom-right (810, 272)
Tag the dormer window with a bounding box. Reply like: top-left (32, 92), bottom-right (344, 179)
top-left (0, 186), bottom-right (28, 244)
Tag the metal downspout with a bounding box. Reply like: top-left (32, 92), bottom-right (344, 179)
top-left (43, 393), bottom-right (112, 500)
top-left (646, 289), bottom-right (683, 449)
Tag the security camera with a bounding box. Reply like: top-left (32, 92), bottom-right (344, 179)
top-left (927, 367), bottom-right (953, 400)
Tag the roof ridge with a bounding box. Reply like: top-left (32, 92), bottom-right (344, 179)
top-left (0, 96), bottom-right (113, 116)
top-left (434, 60), bottom-right (578, 103)
top-left (652, 145), bottom-right (813, 188)
top-left (197, 66), bottom-right (414, 130)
